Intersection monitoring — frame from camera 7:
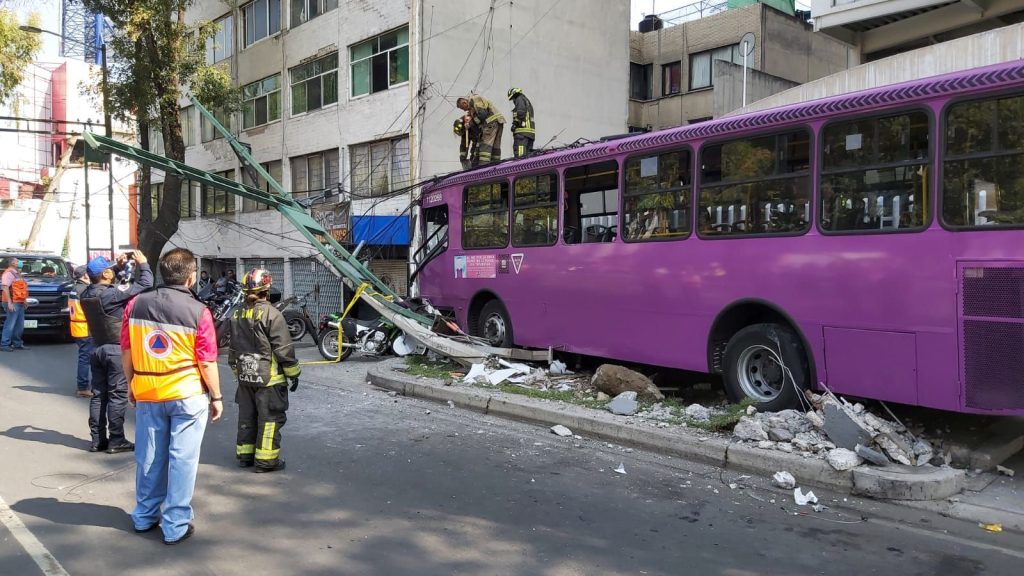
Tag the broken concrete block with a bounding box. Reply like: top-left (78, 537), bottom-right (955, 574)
top-left (757, 440), bottom-right (776, 450)
top-left (607, 392), bottom-right (639, 416)
top-left (591, 364), bottom-right (665, 402)
top-left (550, 425), bottom-right (573, 437)
top-left (996, 465), bottom-right (1015, 478)
top-left (768, 428), bottom-right (795, 442)
top-left (596, 391), bottom-right (610, 402)
top-left (805, 411), bottom-right (825, 429)
top-left (746, 405), bottom-right (757, 416)
top-left (826, 448), bottom-right (864, 471)
top-left (772, 471), bottom-right (796, 490)
top-left (823, 402), bottom-right (874, 450)
top-left (877, 435), bottom-right (913, 466)
top-left (733, 416), bottom-right (769, 442)
top-left (777, 443), bottom-right (794, 453)
top-left (684, 403), bottom-right (711, 422)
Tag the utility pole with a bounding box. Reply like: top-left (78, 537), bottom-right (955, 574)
top-left (101, 41), bottom-right (115, 258)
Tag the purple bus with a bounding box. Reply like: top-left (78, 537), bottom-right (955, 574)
top-left (414, 61), bottom-right (1024, 415)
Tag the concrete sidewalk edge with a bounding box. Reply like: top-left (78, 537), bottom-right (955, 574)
top-left (369, 364), bottom-right (972, 506)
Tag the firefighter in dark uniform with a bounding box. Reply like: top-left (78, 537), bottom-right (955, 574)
top-left (508, 87), bottom-right (535, 158)
top-left (453, 117), bottom-right (481, 170)
top-left (229, 269), bottom-right (300, 473)
top-left (80, 251), bottom-right (154, 453)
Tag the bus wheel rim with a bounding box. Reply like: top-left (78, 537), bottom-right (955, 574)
top-left (736, 345), bottom-right (784, 403)
top-left (484, 313), bottom-right (506, 346)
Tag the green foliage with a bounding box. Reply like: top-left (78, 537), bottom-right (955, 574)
top-left (405, 355), bottom-right (462, 379)
top-left (0, 10), bottom-right (42, 106)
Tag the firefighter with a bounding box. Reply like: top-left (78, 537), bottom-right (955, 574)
top-left (507, 88), bottom-right (535, 158)
top-left (453, 117), bottom-right (481, 170)
top-left (457, 94), bottom-right (505, 164)
top-left (70, 265), bottom-right (93, 398)
top-left (229, 268), bottom-right (300, 473)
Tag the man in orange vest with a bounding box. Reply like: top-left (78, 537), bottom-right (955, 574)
top-left (70, 265), bottom-right (93, 398)
top-left (122, 248), bottom-right (222, 545)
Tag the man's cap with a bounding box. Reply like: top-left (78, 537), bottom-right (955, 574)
top-left (74, 265), bottom-right (88, 278)
top-left (87, 256), bottom-right (116, 278)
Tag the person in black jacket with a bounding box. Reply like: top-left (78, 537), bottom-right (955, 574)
top-left (508, 87), bottom-right (535, 158)
top-left (229, 268), bottom-right (300, 473)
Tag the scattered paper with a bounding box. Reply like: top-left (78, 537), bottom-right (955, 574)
top-left (498, 359), bottom-right (533, 374)
top-left (613, 463), bottom-right (627, 475)
top-left (549, 360), bottom-right (573, 375)
top-left (486, 368), bottom-right (519, 385)
top-left (793, 487), bottom-right (818, 506)
top-left (996, 465), bottom-right (1015, 478)
top-left (463, 364), bottom-right (488, 383)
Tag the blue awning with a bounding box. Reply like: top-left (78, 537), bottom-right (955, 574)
top-left (351, 215), bottom-right (410, 246)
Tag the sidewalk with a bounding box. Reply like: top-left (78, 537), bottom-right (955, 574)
top-left (369, 359), bottom-right (1024, 533)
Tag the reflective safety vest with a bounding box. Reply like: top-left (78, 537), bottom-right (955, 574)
top-left (469, 95), bottom-right (506, 126)
top-left (69, 292), bottom-right (89, 338)
top-left (511, 93), bottom-right (535, 137)
top-left (128, 286), bottom-right (207, 403)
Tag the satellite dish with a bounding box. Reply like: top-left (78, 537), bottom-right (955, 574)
top-left (740, 32), bottom-right (756, 55)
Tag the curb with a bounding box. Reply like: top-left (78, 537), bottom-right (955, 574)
top-left (369, 363), bottom-right (967, 502)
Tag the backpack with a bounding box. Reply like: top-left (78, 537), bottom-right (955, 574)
top-left (3, 271), bottom-right (28, 303)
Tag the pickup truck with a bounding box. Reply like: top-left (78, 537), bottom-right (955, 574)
top-left (0, 251), bottom-right (75, 339)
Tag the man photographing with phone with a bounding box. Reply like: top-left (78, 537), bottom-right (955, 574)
top-left (80, 250), bottom-right (154, 453)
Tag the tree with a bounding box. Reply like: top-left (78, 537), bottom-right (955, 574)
top-left (0, 9), bottom-right (41, 106)
top-left (80, 0), bottom-right (237, 263)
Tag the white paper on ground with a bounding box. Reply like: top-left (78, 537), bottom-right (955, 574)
top-left (463, 364), bottom-right (488, 383)
top-left (487, 369), bottom-right (519, 385)
top-left (793, 487), bottom-right (818, 506)
top-left (497, 359), bottom-right (533, 374)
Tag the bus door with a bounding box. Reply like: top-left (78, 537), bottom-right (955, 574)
top-left (410, 203), bottom-right (449, 289)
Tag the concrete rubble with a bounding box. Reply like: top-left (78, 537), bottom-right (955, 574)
top-left (772, 471), bottom-right (796, 490)
top-left (591, 364), bottom-right (665, 402)
top-left (607, 392), bottom-right (639, 416)
top-left (551, 425), bottom-right (573, 437)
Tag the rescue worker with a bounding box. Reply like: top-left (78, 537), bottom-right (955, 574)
top-left (229, 268), bottom-right (300, 473)
top-left (507, 87), bottom-right (535, 158)
top-left (457, 94), bottom-right (505, 164)
top-left (70, 265), bottom-right (93, 398)
top-left (453, 117), bottom-right (481, 170)
top-left (81, 251), bottom-right (154, 453)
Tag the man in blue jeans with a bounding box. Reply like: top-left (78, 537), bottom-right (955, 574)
top-left (122, 248), bottom-right (222, 545)
top-left (71, 265), bottom-right (94, 397)
top-left (1, 257), bottom-right (28, 352)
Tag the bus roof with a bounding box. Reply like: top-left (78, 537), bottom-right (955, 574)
top-left (424, 59), bottom-right (1024, 194)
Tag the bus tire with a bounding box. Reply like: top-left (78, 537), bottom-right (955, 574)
top-left (722, 323), bottom-right (808, 412)
top-left (478, 300), bottom-right (513, 348)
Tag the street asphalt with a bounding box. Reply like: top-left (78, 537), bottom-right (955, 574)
top-left (1, 340), bottom-right (1023, 575)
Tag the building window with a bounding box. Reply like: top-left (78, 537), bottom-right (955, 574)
top-left (202, 170), bottom-right (235, 215)
top-left (148, 127), bottom-right (164, 155)
top-left (243, 161), bottom-right (282, 212)
top-left (689, 44), bottom-right (743, 91)
top-left (291, 150), bottom-right (339, 203)
top-left (201, 108), bottom-right (232, 142)
top-left (350, 137), bottom-right (410, 197)
top-left (150, 183), bottom-right (162, 218)
top-left (623, 149), bottom-right (691, 241)
top-left (630, 62), bottom-right (652, 101)
top-left (662, 61), bottom-right (681, 96)
top-left (290, 0), bottom-right (338, 29)
top-left (206, 14), bottom-right (234, 64)
top-left (181, 180), bottom-right (198, 218)
top-left (180, 106), bottom-right (196, 147)
top-left (463, 182), bottom-right (509, 250)
top-left (822, 110), bottom-right (930, 233)
top-left (242, 75), bottom-right (281, 129)
top-left (350, 26), bottom-right (409, 97)
top-left (243, 0), bottom-right (281, 48)
top-left (290, 53), bottom-right (338, 115)
top-left (512, 174), bottom-right (558, 247)
top-left (943, 93), bottom-right (1024, 229)
top-left (699, 130), bottom-right (811, 236)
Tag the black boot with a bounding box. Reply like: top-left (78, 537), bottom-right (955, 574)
top-left (254, 460), bottom-right (286, 473)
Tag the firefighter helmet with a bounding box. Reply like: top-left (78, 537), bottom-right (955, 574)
top-left (242, 268), bottom-right (273, 293)
top-left (507, 87), bottom-right (522, 100)
top-left (453, 118), bottom-right (465, 135)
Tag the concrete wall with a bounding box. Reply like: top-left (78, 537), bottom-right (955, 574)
top-left (712, 61), bottom-right (798, 118)
top-left (727, 21), bottom-right (1024, 116)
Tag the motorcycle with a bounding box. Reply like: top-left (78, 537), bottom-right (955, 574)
top-left (316, 314), bottom-right (404, 361)
top-left (197, 281), bottom-right (243, 349)
top-left (274, 291), bottom-right (319, 342)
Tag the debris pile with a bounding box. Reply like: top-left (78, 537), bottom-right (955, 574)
top-left (734, 392), bottom-right (940, 471)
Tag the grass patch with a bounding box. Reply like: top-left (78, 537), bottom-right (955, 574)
top-left (492, 384), bottom-right (606, 409)
top-left (686, 398), bottom-right (754, 432)
top-left (404, 355), bottom-right (462, 380)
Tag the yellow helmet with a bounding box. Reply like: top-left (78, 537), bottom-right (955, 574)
top-left (507, 87), bottom-right (522, 100)
top-left (453, 118), bottom-right (464, 135)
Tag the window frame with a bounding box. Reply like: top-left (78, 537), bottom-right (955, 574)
top-left (200, 108), bottom-right (232, 143)
top-left (242, 161), bottom-right (282, 212)
top-left (242, 0), bottom-right (281, 49)
top-left (938, 89), bottom-right (1024, 232)
top-left (461, 180), bottom-right (510, 250)
top-left (622, 146), bottom-right (694, 243)
top-left (290, 149), bottom-right (339, 203)
top-left (206, 13), bottom-right (234, 65)
top-left (696, 126), bottom-right (814, 240)
top-left (289, 0), bottom-right (339, 30)
top-left (689, 44), bottom-right (743, 92)
top-left (816, 106), bottom-right (934, 237)
top-left (201, 170), bottom-right (236, 216)
top-left (349, 136), bottom-right (410, 198)
top-left (349, 26), bottom-right (410, 98)
top-left (242, 74), bottom-right (282, 130)
top-left (661, 61), bottom-right (681, 97)
top-left (561, 159), bottom-right (621, 246)
top-left (180, 106), bottom-right (196, 147)
top-left (511, 171), bottom-right (559, 248)
top-left (289, 52), bottom-right (339, 116)
top-left (630, 62), bottom-right (653, 101)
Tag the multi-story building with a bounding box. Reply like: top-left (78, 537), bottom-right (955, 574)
top-left (0, 59), bottom-right (135, 263)
top-left (627, 2), bottom-right (856, 130)
top-left (161, 0), bottom-right (628, 308)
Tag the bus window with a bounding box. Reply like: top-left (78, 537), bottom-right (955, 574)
top-left (512, 173), bottom-right (558, 247)
top-left (462, 182), bottom-right (509, 249)
top-left (698, 130), bottom-right (810, 237)
top-left (942, 93), bottom-right (1024, 228)
top-left (820, 110), bottom-right (929, 233)
top-left (422, 204), bottom-right (448, 253)
top-left (623, 148), bottom-right (691, 241)
top-left (564, 160), bottom-right (619, 244)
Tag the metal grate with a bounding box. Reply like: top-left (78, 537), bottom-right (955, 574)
top-left (960, 264), bottom-right (1024, 410)
top-left (289, 258), bottom-right (348, 321)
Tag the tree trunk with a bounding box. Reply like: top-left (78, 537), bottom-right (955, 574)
top-left (26, 136), bottom-right (78, 249)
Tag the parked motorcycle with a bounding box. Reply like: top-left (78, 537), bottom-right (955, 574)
top-left (274, 291), bottom-right (318, 342)
top-left (316, 314), bottom-right (403, 361)
top-left (197, 282), bottom-right (243, 349)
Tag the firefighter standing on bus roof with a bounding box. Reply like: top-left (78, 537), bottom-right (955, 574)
top-left (229, 269), bottom-right (300, 473)
top-left (70, 265), bottom-right (93, 398)
top-left (457, 94), bottom-right (505, 164)
top-left (507, 88), bottom-right (535, 158)
top-left (453, 117), bottom-right (481, 170)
